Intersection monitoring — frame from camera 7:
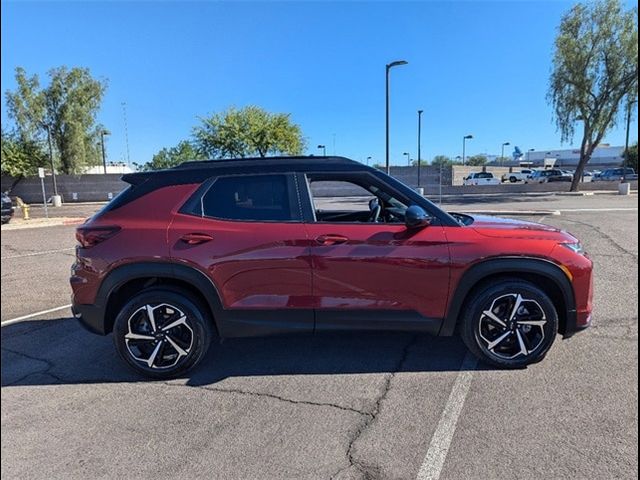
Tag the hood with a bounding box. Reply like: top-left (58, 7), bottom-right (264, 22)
top-left (469, 214), bottom-right (576, 241)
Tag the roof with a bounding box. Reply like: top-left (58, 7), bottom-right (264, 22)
top-left (121, 156), bottom-right (370, 186)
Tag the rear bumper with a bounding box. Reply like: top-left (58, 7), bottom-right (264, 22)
top-left (71, 302), bottom-right (108, 335)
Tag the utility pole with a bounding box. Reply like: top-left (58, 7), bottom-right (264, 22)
top-left (417, 109), bottom-right (423, 187)
top-left (44, 124), bottom-right (58, 196)
top-left (385, 60), bottom-right (408, 175)
top-left (121, 102), bottom-right (131, 166)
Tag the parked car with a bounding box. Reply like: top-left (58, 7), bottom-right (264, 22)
top-left (463, 172), bottom-right (501, 186)
top-left (527, 169), bottom-right (571, 183)
top-left (593, 168), bottom-right (638, 181)
top-left (501, 169), bottom-right (533, 183)
top-left (1, 192), bottom-right (13, 224)
top-left (71, 156), bottom-right (593, 378)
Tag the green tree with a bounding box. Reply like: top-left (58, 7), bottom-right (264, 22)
top-left (193, 106), bottom-right (306, 158)
top-left (625, 142), bottom-right (638, 171)
top-left (548, 0), bottom-right (638, 191)
top-left (137, 141), bottom-right (205, 171)
top-left (5, 66), bottom-right (108, 174)
top-left (1, 128), bottom-right (48, 178)
top-left (431, 155), bottom-right (453, 167)
top-left (467, 154), bottom-right (488, 166)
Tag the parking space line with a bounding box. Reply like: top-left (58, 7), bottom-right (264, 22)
top-left (416, 353), bottom-right (478, 480)
top-left (1, 247), bottom-right (75, 260)
top-left (559, 207), bottom-right (638, 212)
top-left (1, 305), bottom-right (72, 326)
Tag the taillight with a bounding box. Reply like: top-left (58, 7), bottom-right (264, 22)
top-left (76, 226), bottom-right (121, 248)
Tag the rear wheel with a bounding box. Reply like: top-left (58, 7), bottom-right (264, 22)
top-left (460, 280), bottom-right (558, 368)
top-left (509, 176), bottom-right (518, 183)
top-left (113, 288), bottom-right (213, 379)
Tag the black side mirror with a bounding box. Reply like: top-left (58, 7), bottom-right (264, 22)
top-left (405, 205), bottom-right (431, 229)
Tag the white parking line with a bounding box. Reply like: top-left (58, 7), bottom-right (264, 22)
top-left (1, 304), bottom-right (72, 326)
top-left (1, 247), bottom-right (75, 260)
top-left (416, 353), bottom-right (478, 480)
top-left (559, 207), bottom-right (638, 212)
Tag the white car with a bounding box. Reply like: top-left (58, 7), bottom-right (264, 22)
top-left (463, 172), bottom-right (501, 186)
top-left (501, 169), bottom-right (534, 183)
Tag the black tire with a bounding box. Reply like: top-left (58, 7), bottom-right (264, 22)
top-left (113, 287), bottom-right (214, 379)
top-left (460, 279), bottom-right (558, 369)
top-left (509, 176), bottom-right (517, 183)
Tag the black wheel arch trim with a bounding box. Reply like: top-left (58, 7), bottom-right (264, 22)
top-left (439, 256), bottom-right (577, 337)
top-left (88, 261), bottom-right (226, 336)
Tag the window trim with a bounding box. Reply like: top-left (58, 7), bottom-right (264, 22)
top-left (179, 172), bottom-right (303, 223)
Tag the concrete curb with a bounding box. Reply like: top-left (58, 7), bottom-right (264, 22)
top-left (1, 217), bottom-right (85, 231)
top-left (462, 210), bottom-right (561, 216)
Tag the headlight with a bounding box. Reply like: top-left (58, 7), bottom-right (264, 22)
top-left (560, 242), bottom-right (586, 255)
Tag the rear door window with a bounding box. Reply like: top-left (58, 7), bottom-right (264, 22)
top-left (198, 174), bottom-right (300, 222)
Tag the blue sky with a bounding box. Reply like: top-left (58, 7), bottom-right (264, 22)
top-left (1, 0), bottom-right (638, 166)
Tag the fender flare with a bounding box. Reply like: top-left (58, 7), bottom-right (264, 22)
top-left (439, 257), bottom-right (576, 336)
top-left (97, 261), bottom-right (225, 333)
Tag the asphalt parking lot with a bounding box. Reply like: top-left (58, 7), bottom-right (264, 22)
top-left (1, 193), bottom-right (638, 479)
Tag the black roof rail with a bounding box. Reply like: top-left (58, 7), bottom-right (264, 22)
top-left (172, 155), bottom-right (357, 169)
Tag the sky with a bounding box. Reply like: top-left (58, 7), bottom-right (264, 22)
top-left (1, 0), bottom-right (638, 167)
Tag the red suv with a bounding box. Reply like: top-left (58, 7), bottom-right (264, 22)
top-left (71, 156), bottom-right (593, 378)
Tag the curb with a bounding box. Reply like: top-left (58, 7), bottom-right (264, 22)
top-left (1, 217), bottom-right (86, 231)
top-left (462, 210), bottom-right (561, 216)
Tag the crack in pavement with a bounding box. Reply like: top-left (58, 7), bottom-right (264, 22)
top-left (163, 381), bottom-right (373, 418)
top-left (2, 347), bottom-right (66, 386)
top-left (560, 218), bottom-right (639, 260)
top-left (330, 335), bottom-right (419, 480)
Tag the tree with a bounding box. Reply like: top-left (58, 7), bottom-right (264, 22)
top-left (431, 155), bottom-right (453, 167)
top-left (467, 154), bottom-right (488, 166)
top-left (5, 66), bottom-right (108, 174)
top-left (193, 106), bottom-right (305, 158)
top-left (137, 141), bottom-right (205, 171)
top-left (548, 0), bottom-right (638, 191)
top-left (1, 128), bottom-right (48, 178)
top-left (625, 142), bottom-right (638, 171)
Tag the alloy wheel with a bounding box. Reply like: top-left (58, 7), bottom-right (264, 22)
top-left (477, 293), bottom-right (548, 360)
top-left (124, 303), bottom-right (194, 369)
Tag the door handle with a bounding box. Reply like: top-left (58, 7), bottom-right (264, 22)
top-left (315, 234), bottom-right (349, 246)
top-left (180, 233), bottom-right (214, 245)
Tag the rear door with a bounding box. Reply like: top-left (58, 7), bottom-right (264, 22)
top-left (168, 173), bottom-right (314, 337)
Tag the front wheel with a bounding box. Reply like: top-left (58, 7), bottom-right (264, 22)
top-left (460, 280), bottom-right (558, 368)
top-left (113, 288), bottom-right (214, 379)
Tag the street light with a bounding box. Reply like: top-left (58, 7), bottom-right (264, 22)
top-left (417, 109), bottom-right (423, 187)
top-left (100, 130), bottom-right (110, 174)
top-left (385, 60), bottom-right (408, 175)
top-left (462, 135), bottom-right (473, 166)
top-left (623, 98), bottom-right (637, 183)
top-left (403, 152), bottom-right (410, 166)
top-left (527, 148), bottom-right (535, 163)
top-left (501, 142), bottom-right (510, 166)
top-left (317, 144), bottom-right (326, 156)
top-left (366, 156), bottom-right (372, 166)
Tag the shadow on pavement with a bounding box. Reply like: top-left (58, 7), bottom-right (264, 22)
top-left (2, 317), bottom-right (485, 388)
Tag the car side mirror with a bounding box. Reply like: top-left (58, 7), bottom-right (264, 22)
top-left (405, 205), bottom-right (431, 229)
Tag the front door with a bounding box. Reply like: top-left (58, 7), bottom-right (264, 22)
top-left (302, 173), bottom-right (451, 335)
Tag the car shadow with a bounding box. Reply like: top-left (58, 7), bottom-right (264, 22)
top-left (1, 317), bottom-right (489, 388)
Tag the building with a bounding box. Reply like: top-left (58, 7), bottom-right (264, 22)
top-left (83, 163), bottom-right (134, 174)
top-left (509, 145), bottom-right (625, 168)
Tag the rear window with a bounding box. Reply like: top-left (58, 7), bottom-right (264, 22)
top-left (476, 172), bottom-right (494, 178)
top-left (199, 174), bottom-right (298, 222)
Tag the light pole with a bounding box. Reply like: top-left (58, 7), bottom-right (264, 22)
top-left (317, 144), bottom-right (326, 156)
top-left (43, 123), bottom-right (58, 196)
top-left (462, 134), bottom-right (473, 166)
top-left (403, 152), bottom-right (410, 166)
top-left (385, 60), bottom-right (408, 175)
top-left (417, 109), bottom-right (423, 187)
top-left (100, 130), bottom-right (110, 174)
top-left (623, 98), bottom-right (637, 183)
top-left (501, 142), bottom-right (510, 166)
top-left (366, 156), bottom-right (372, 166)
top-left (527, 148), bottom-right (535, 163)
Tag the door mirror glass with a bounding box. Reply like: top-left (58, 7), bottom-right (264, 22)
top-left (405, 205), bottom-right (431, 229)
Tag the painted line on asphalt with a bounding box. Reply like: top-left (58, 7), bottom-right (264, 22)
top-left (416, 352), bottom-right (478, 480)
top-left (1, 247), bottom-right (75, 260)
top-left (1, 304), bottom-right (72, 326)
